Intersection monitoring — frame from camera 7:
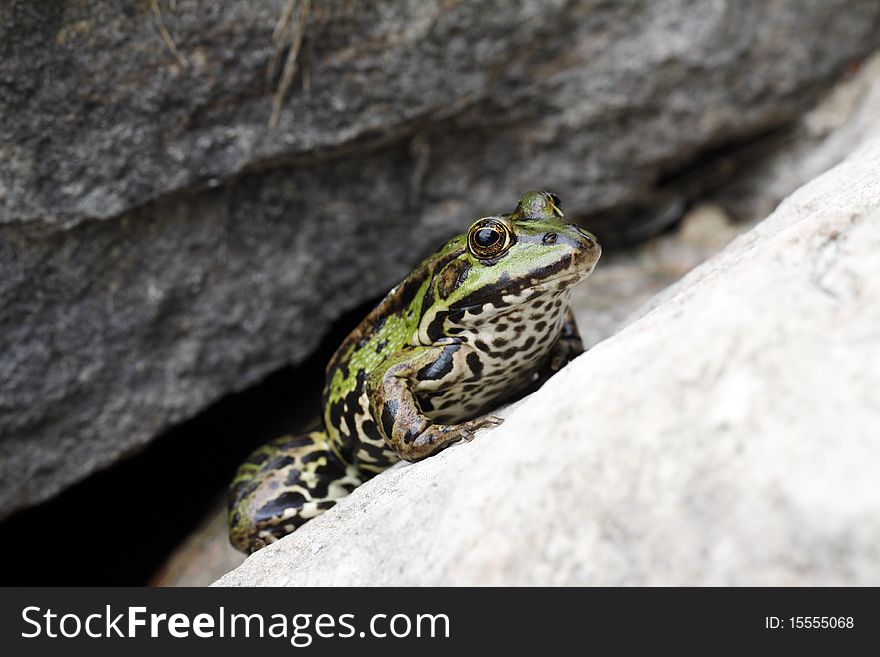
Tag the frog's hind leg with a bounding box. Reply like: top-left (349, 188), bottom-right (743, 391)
top-left (228, 431), bottom-right (364, 553)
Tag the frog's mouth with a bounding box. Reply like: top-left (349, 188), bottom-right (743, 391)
top-left (451, 270), bottom-right (589, 315)
top-left (525, 254), bottom-right (599, 294)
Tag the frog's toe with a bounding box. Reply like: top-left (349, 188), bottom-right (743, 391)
top-left (484, 415), bottom-right (504, 427)
top-left (477, 415), bottom-right (504, 430)
top-left (460, 415), bottom-right (503, 441)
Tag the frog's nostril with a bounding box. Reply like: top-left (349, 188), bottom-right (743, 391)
top-left (542, 232), bottom-right (558, 245)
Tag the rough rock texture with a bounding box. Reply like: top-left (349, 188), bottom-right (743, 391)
top-left (711, 53), bottom-right (880, 224)
top-left (3, 1), bottom-right (880, 519)
top-left (215, 137), bottom-right (880, 586)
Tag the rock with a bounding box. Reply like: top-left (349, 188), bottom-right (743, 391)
top-left (150, 502), bottom-right (245, 587)
top-left (571, 202), bottom-right (743, 348)
top-left (711, 52), bottom-right (880, 223)
top-left (214, 136), bottom-right (880, 586)
top-left (3, 1), bottom-right (880, 519)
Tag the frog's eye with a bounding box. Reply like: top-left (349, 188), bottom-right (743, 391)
top-left (467, 218), bottom-right (513, 260)
top-left (547, 192), bottom-right (562, 209)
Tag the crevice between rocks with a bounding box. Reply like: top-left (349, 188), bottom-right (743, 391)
top-left (0, 295), bottom-right (379, 585)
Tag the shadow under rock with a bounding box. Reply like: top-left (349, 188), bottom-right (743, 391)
top-left (0, 297), bottom-right (379, 586)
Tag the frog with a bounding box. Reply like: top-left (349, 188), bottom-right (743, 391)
top-left (228, 191), bottom-right (601, 553)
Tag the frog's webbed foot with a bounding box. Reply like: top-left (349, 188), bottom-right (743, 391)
top-left (527, 309), bottom-right (585, 391)
top-left (551, 308), bottom-right (585, 368)
top-left (547, 337), bottom-right (583, 373)
top-left (401, 414), bottom-right (503, 459)
top-left (458, 415), bottom-right (503, 442)
top-left (368, 345), bottom-right (506, 461)
top-left (251, 531), bottom-right (279, 553)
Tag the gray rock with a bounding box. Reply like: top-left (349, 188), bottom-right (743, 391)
top-left (3, 0), bottom-right (880, 518)
top-left (711, 52), bottom-right (880, 223)
top-left (214, 136), bottom-right (880, 586)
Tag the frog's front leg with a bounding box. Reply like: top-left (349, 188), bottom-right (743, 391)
top-left (547, 308), bottom-right (585, 372)
top-left (524, 309), bottom-right (585, 395)
top-left (367, 342), bottom-right (501, 461)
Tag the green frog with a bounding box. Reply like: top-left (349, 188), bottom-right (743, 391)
top-left (228, 192), bottom-right (601, 552)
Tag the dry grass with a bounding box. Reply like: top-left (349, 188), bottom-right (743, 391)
top-left (268, 0), bottom-right (312, 130)
top-left (149, 0), bottom-right (188, 68)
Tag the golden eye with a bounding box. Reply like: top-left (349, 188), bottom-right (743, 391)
top-left (467, 219), bottom-right (513, 259)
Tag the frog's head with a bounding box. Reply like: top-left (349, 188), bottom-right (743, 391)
top-left (432, 192), bottom-right (601, 319)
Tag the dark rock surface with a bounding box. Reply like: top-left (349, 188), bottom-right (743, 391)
top-left (2, 0), bottom-right (879, 518)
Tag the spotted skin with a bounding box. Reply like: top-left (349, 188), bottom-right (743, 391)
top-left (228, 432), bottom-right (365, 551)
top-left (228, 191), bottom-right (601, 552)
